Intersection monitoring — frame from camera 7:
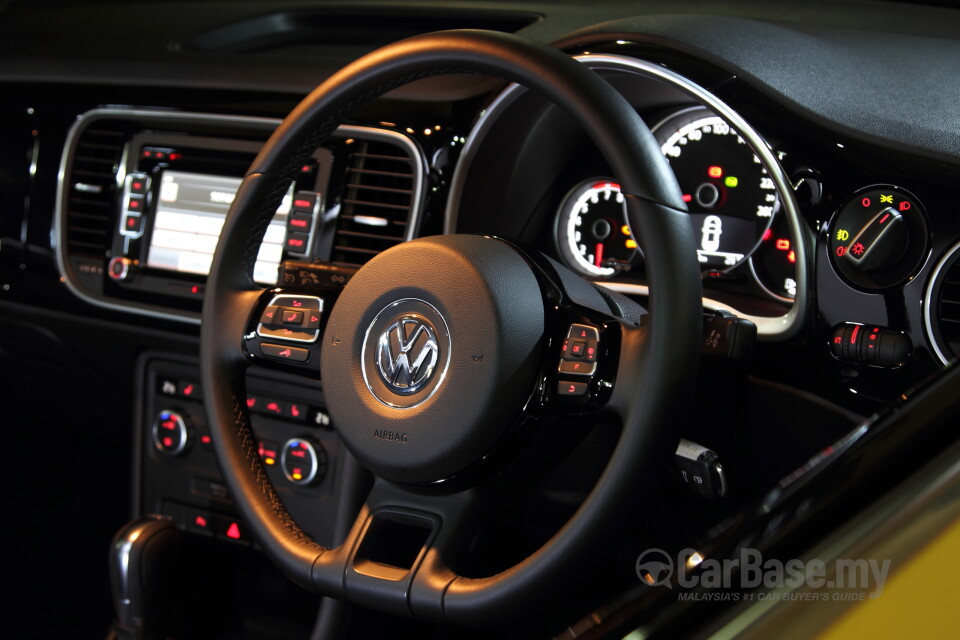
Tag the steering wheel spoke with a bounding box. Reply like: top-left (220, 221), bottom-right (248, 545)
top-left (310, 478), bottom-right (483, 620)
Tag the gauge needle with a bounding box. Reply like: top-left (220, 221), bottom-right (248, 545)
top-left (595, 243), bottom-right (604, 268)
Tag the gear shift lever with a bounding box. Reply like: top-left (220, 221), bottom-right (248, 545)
top-left (109, 516), bottom-right (179, 640)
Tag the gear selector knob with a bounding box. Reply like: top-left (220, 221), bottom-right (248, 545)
top-left (109, 516), bottom-right (179, 639)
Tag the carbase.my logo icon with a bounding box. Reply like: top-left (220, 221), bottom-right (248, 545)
top-left (635, 548), bottom-right (674, 588)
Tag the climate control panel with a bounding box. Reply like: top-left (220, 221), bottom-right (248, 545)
top-left (137, 354), bottom-right (344, 549)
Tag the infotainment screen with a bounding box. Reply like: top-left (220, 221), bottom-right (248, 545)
top-left (146, 170), bottom-right (291, 284)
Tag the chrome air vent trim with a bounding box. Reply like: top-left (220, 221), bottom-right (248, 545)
top-left (330, 137), bottom-right (424, 268)
top-left (924, 240), bottom-right (960, 366)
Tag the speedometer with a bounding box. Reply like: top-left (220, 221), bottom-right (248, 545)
top-left (653, 106), bottom-right (778, 271)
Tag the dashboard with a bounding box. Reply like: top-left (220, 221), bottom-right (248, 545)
top-left (2, 1), bottom-right (960, 638)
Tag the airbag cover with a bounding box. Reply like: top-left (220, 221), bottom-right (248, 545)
top-left (321, 235), bottom-right (544, 484)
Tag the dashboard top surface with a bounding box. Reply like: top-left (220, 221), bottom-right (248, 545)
top-left (3, 1), bottom-right (960, 163)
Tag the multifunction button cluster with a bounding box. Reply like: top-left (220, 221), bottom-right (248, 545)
top-left (164, 502), bottom-right (251, 545)
top-left (107, 172), bottom-right (154, 281)
top-left (157, 374), bottom-right (334, 428)
top-left (257, 294), bottom-right (323, 364)
top-left (285, 191), bottom-right (321, 255)
top-left (557, 323), bottom-right (600, 398)
top-left (120, 172), bottom-right (151, 241)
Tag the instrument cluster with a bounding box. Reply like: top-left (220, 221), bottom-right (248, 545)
top-left (553, 105), bottom-right (798, 304)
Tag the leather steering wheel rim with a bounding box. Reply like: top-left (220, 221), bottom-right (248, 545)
top-left (201, 29), bottom-right (701, 625)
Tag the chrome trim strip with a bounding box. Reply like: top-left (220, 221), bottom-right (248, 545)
top-left (748, 256), bottom-right (795, 304)
top-left (443, 85), bottom-right (524, 236)
top-left (923, 240), bottom-right (960, 366)
top-left (354, 215), bottom-right (390, 228)
top-left (55, 107), bottom-right (426, 324)
top-left (444, 54), bottom-right (808, 340)
top-left (714, 462), bottom-right (728, 498)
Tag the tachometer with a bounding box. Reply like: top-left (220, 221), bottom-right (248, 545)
top-left (653, 106), bottom-right (778, 271)
top-left (554, 179), bottom-right (637, 277)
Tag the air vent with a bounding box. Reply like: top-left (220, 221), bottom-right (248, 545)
top-left (925, 241), bottom-right (960, 365)
top-left (63, 125), bottom-right (125, 256)
top-left (331, 138), bottom-right (420, 268)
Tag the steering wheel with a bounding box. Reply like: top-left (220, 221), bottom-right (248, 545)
top-left (201, 29), bottom-right (700, 625)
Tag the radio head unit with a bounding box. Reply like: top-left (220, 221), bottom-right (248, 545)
top-left (56, 109), bottom-right (426, 324)
top-left (109, 131), bottom-right (329, 301)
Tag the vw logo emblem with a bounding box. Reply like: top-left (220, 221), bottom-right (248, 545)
top-left (376, 316), bottom-right (439, 394)
top-left (361, 298), bottom-right (451, 409)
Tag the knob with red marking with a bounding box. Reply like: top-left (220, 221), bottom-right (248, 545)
top-left (280, 437), bottom-right (327, 486)
top-left (843, 206), bottom-right (907, 271)
top-left (108, 256), bottom-right (134, 281)
top-left (152, 410), bottom-right (190, 456)
top-left (826, 185), bottom-right (928, 290)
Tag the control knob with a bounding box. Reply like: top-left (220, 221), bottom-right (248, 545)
top-left (280, 437), bottom-right (327, 486)
top-left (108, 256), bottom-right (135, 281)
top-left (827, 186), bottom-right (928, 290)
top-left (152, 410), bottom-right (191, 456)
